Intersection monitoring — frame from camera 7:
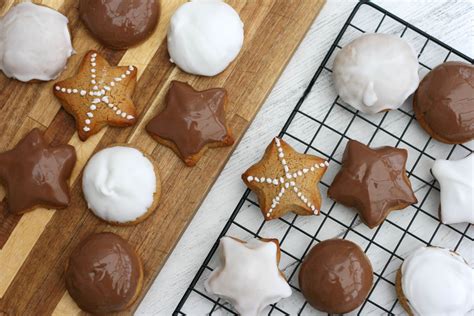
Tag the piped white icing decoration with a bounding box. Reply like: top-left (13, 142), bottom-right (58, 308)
top-left (247, 138), bottom-right (328, 218)
top-left (333, 33), bottom-right (419, 114)
top-left (431, 154), bottom-right (474, 225)
top-left (401, 247), bottom-right (474, 316)
top-left (0, 2), bottom-right (74, 82)
top-left (82, 146), bottom-right (156, 223)
top-left (205, 237), bottom-right (292, 316)
top-left (54, 53), bottom-right (135, 133)
top-left (167, 0), bottom-right (244, 76)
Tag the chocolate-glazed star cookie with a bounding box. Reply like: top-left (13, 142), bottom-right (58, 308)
top-left (53, 50), bottom-right (138, 141)
top-left (328, 140), bottom-right (417, 228)
top-left (146, 81), bottom-right (234, 166)
top-left (0, 129), bottom-right (76, 214)
top-left (242, 138), bottom-right (329, 220)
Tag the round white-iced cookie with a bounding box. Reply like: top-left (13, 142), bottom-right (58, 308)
top-left (398, 247), bottom-right (474, 316)
top-left (167, 0), bottom-right (244, 76)
top-left (0, 2), bottom-right (74, 82)
top-left (333, 33), bottom-right (419, 114)
top-left (431, 154), bottom-right (474, 225)
top-left (82, 145), bottom-right (160, 225)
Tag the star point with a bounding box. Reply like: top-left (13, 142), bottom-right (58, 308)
top-left (328, 139), bottom-right (417, 228)
top-left (146, 81), bottom-right (234, 166)
top-left (0, 129), bottom-right (76, 214)
top-left (53, 50), bottom-right (138, 141)
top-left (205, 237), bottom-right (291, 316)
top-left (432, 154), bottom-right (474, 225)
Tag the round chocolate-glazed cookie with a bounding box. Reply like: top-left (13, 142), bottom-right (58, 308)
top-left (414, 61), bottom-right (474, 144)
top-left (79, 0), bottom-right (160, 49)
top-left (299, 239), bottom-right (373, 314)
top-left (65, 232), bottom-right (143, 314)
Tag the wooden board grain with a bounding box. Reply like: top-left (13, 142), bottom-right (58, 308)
top-left (0, 0), bottom-right (325, 314)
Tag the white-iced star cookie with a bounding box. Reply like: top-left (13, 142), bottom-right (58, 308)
top-left (431, 154), bottom-right (474, 225)
top-left (205, 237), bottom-right (292, 316)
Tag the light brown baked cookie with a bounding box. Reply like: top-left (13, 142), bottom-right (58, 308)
top-left (242, 138), bottom-right (328, 220)
top-left (395, 268), bottom-right (413, 316)
top-left (53, 50), bottom-right (138, 141)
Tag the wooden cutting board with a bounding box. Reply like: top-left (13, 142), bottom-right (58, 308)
top-left (0, 0), bottom-right (325, 314)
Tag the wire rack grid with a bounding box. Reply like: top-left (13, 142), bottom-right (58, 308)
top-left (174, 1), bottom-right (474, 315)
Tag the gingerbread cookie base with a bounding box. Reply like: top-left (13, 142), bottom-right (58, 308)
top-left (151, 133), bottom-right (234, 167)
top-left (53, 51), bottom-right (138, 141)
top-left (242, 138), bottom-right (328, 220)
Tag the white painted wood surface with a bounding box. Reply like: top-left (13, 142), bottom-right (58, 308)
top-left (137, 0), bottom-right (473, 315)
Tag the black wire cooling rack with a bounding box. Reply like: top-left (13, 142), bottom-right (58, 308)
top-left (174, 1), bottom-right (474, 315)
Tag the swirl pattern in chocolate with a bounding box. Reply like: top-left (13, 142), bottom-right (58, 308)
top-left (414, 61), bottom-right (474, 144)
top-left (298, 239), bottom-right (373, 314)
top-left (79, 0), bottom-right (160, 49)
top-left (0, 128), bottom-right (76, 214)
top-left (65, 232), bottom-right (143, 314)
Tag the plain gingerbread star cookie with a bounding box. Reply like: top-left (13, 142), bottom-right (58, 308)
top-left (242, 138), bottom-right (328, 220)
top-left (205, 237), bottom-right (292, 316)
top-left (432, 154), bottom-right (474, 225)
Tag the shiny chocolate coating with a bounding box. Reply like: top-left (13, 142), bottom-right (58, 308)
top-left (65, 232), bottom-right (143, 314)
top-left (414, 61), bottom-right (474, 144)
top-left (0, 128), bottom-right (76, 214)
top-left (146, 81), bottom-right (230, 159)
top-left (299, 239), bottom-right (373, 314)
top-left (79, 0), bottom-right (160, 49)
top-left (328, 140), bottom-right (417, 228)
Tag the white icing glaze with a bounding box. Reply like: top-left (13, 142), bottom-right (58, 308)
top-left (247, 138), bottom-right (329, 218)
top-left (167, 0), bottom-right (244, 76)
top-left (431, 154), bottom-right (474, 225)
top-left (0, 1), bottom-right (74, 82)
top-left (54, 53), bottom-right (135, 133)
top-left (401, 247), bottom-right (474, 316)
top-left (205, 237), bottom-right (292, 316)
top-left (82, 146), bottom-right (156, 223)
top-left (333, 33), bottom-right (419, 114)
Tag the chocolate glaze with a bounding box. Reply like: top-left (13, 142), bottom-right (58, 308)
top-left (146, 81), bottom-right (231, 159)
top-left (65, 232), bottom-right (142, 314)
top-left (328, 140), bottom-right (417, 228)
top-left (0, 128), bottom-right (76, 214)
top-left (299, 239), bottom-right (373, 314)
top-left (414, 61), bottom-right (474, 144)
top-left (79, 0), bottom-right (160, 49)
